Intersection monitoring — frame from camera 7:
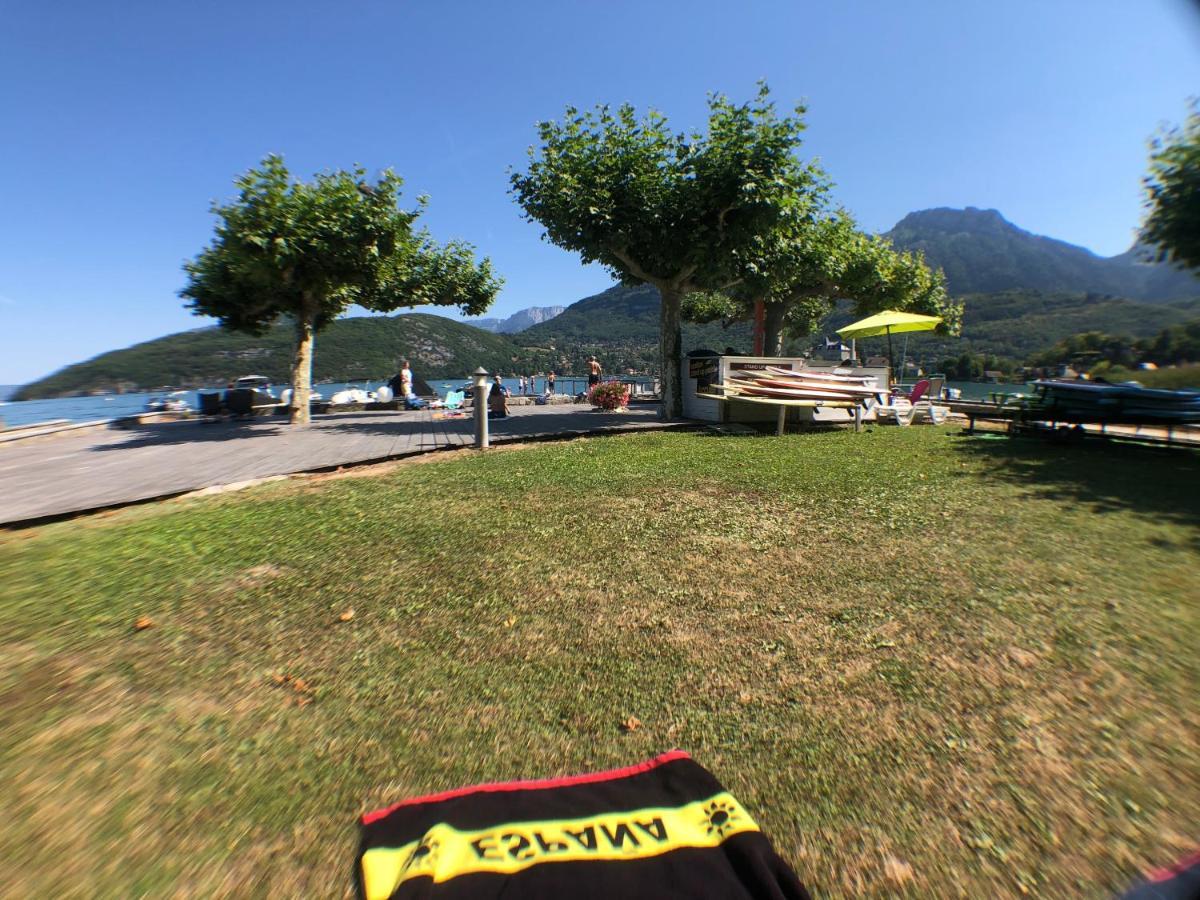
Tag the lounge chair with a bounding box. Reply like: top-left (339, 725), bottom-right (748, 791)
top-left (444, 390), bottom-right (465, 410)
top-left (874, 377), bottom-right (950, 426)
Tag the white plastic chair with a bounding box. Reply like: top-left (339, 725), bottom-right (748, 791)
top-left (875, 378), bottom-right (950, 426)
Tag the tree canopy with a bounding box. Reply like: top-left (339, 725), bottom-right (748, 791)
top-left (1142, 104), bottom-right (1200, 273)
top-left (181, 155), bottom-right (500, 423)
top-left (511, 85), bottom-right (825, 417)
top-left (684, 209), bottom-right (960, 356)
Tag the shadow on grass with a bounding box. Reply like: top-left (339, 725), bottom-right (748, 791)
top-left (952, 432), bottom-right (1200, 529)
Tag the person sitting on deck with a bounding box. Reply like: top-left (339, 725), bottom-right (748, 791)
top-left (488, 374), bottom-right (509, 418)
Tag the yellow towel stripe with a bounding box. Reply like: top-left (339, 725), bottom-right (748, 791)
top-left (361, 791), bottom-right (757, 899)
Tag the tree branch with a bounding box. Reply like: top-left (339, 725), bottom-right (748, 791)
top-left (608, 245), bottom-right (659, 285)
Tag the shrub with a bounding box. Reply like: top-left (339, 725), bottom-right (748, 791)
top-left (588, 380), bottom-right (630, 410)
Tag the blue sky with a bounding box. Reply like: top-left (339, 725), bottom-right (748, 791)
top-left (2, 0), bottom-right (1198, 383)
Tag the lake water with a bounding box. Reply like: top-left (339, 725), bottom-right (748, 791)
top-left (0, 377), bottom-right (1018, 429)
top-left (0, 376), bottom-right (646, 428)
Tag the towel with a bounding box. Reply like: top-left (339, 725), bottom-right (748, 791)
top-left (358, 750), bottom-right (809, 899)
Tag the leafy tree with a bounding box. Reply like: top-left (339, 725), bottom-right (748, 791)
top-left (684, 210), bottom-right (961, 355)
top-left (1142, 104), bottom-right (1200, 273)
top-left (510, 85), bottom-right (823, 418)
top-left (181, 155), bottom-right (501, 424)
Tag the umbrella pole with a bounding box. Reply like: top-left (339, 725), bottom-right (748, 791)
top-left (887, 327), bottom-right (894, 385)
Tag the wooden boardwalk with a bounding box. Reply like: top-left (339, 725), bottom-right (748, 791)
top-left (0, 404), bottom-right (681, 526)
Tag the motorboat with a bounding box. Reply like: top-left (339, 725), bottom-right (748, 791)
top-left (328, 381), bottom-right (378, 405)
top-left (278, 386), bottom-right (325, 407)
top-left (224, 375), bottom-right (280, 416)
top-left (144, 391), bottom-right (191, 413)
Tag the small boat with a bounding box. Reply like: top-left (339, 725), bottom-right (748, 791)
top-left (278, 387), bottom-right (325, 407)
top-left (329, 387), bottom-right (375, 405)
top-left (144, 391), bottom-right (191, 413)
top-left (224, 376), bottom-right (280, 416)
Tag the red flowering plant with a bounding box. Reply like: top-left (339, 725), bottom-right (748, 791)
top-left (588, 380), bottom-right (631, 411)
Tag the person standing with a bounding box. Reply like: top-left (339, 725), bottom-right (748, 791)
top-left (588, 356), bottom-right (602, 387)
top-left (547, 371), bottom-right (556, 395)
top-left (399, 360), bottom-right (414, 399)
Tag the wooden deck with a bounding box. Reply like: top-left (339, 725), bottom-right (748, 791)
top-left (0, 404), bottom-right (681, 526)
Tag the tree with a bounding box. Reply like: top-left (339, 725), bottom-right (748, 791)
top-left (510, 85), bottom-right (824, 418)
top-left (684, 210), bottom-right (960, 355)
top-left (181, 155), bottom-right (501, 425)
top-left (1141, 103), bottom-right (1200, 273)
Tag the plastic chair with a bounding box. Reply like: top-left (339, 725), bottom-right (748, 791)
top-left (875, 379), bottom-right (949, 425)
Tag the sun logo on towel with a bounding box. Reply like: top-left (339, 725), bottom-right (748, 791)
top-left (702, 799), bottom-right (740, 837)
top-left (403, 836), bottom-right (440, 873)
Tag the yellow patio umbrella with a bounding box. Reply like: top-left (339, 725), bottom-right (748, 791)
top-left (837, 310), bottom-right (942, 373)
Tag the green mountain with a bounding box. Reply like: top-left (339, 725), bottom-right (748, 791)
top-left (14, 314), bottom-right (544, 400)
top-left (515, 283), bottom-right (754, 372)
top-left (878, 290), bottom-right (1200, 365)
top-left (19, 208), bottom-right (1200, 399)
top-left (520, 284), bottom-right (1200, 371)
top-left (884, 207), bottom-right (1200, 301)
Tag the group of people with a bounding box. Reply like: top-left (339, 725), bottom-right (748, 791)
top-left (487, 357), bottom-right (604, 418)
top-left (388, 357), bottom-right (606, 419)
top-left (512, 371), bottom-right (556, 396)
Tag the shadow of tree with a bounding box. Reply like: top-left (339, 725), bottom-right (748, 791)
top-left (90, 418), bottom-right (290, 450)
top-left (951, 432), bottom-right (1200, 529)
top-left (88, 407), bottom-right (669, 453)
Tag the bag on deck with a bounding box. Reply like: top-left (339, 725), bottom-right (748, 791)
top-left (358, 750), bottom-right (809, 899)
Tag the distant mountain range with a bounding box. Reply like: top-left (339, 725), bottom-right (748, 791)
top-left (519, 282), bottom-right (1199, 370)
top-left (12, 314), bottom-right (551, 401)
top-left (517, 283), bottom-right (754, 371)
top-left (467, 305), bottom-right (565, 333)
top-left (13, 207), bottom-right (1200, 399)
top-left (0, 385), bottom-right (19, 402)
top-left (884, 207), bottom-right (1198, 301)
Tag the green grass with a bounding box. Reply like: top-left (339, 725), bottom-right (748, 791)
top-left (1101, 362), bottom-right (1200, 390)
top-left (1, 427), bottom-right (1197, 897)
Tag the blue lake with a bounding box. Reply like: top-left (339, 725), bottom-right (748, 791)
top-left (0, 377), bottom-right (1017, 429)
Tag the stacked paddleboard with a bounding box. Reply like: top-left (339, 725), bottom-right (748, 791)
top-left (707, 366), bottom-right (886, 406)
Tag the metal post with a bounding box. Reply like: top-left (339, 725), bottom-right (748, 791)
top-left (472, 366), bottom-right (490, 450)
top-left (776, 404), bottom-right (786, 436)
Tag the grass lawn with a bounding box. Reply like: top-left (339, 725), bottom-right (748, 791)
top-left (1, 426), bottom-right (1197, 897)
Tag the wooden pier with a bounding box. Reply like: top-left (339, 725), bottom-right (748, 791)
top-left (0, 404), bottom-right (682, 526)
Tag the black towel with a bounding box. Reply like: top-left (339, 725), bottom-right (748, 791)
top-left (358, 750), bottom-right (809, 899)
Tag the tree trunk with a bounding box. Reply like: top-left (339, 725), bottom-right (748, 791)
top-left (763, 302), bottom-right (787, 356)
top-left (290, 310), bottom-right (316, 426)
top-left (658, 285), bottom-right (684, 420)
